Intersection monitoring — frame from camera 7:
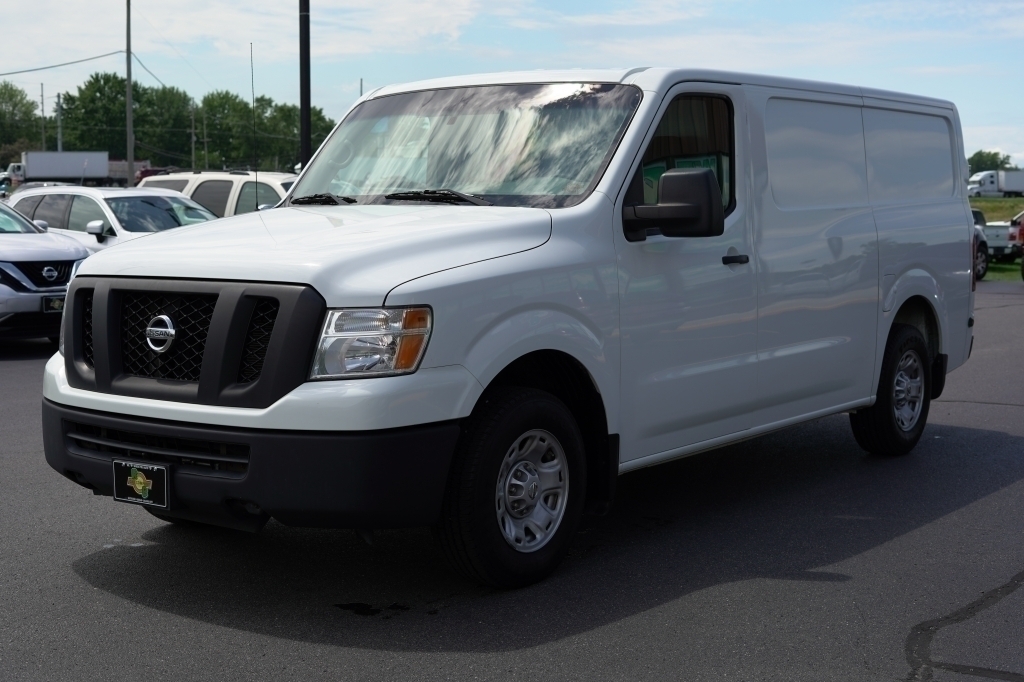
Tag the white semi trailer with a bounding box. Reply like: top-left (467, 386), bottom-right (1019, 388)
top-left (967, 169), bottom-right (1024, 197)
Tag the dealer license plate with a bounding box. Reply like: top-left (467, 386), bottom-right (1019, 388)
top-left (42, 295), bottom-right (64, 313)
top-left (112, 461), bottom-right (168, 508)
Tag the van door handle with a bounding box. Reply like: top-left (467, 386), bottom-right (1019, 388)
top-left (722, 254), bottom-right (749, 265)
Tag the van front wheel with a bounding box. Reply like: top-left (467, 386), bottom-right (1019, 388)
top-left (850, 324), bottom-right (931, 456)
top-left (436, 387), bottom-right (586, 588)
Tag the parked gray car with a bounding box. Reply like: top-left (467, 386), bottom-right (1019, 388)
top-left (0, 201), bottom-right (89, 341)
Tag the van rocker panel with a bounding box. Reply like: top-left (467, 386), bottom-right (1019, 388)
top-left (42, 399), bottom-right (461, 530)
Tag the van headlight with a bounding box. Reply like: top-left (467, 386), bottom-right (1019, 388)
top-left (309, 307), bottom-right (431, 379)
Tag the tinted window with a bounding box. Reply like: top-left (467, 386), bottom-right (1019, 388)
top-left (633, 95), bottom-right (733, 209)
top-left (13, 194), bottom-right (44, 219)
top-left (0, 202), bottom-right (39, 233)
top-left (105, 196), bottom-right (217, 232)
top-left (235, 182), bottom-right (282, 215)
top-left (33, 194), bottom-right (72, 230)
top-left (863, 108), bottom-right (954, 202)
top-left (68, 195), bottom-right (109, 232)
top-left (190, 180), bottom-right (233, 217)
top-left (765, 99), bottom-right (868, 209)
top-left (280, 181), bottom-right (294, 192)
top-left (142, 179), bottom-right (189, 192)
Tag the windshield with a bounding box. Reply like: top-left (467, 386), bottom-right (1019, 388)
top-left (292, 83), bottom-right (642, 208)
top-left (968, 172), bottom-right (987, 183)
top-left (0, 202), bottom-right (40, 233)
top-left (105, 195), bottom-right (217, 232)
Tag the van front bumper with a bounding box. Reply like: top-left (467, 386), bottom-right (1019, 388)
top-left (42, 399), bottom-right (461, 532)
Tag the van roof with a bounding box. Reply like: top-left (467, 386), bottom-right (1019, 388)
top-left (368, 68), bottom-right (954, 110)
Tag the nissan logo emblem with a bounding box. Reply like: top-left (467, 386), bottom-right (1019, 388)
top-left (41, 266), bottom-right (58, 281)
top-left (144, 315), bottom-right (176, 353)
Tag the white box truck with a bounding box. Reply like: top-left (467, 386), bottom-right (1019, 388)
top-left (967, 169), bottom-right (1024, 197)
top-left (5, 152), bottom-right (109, 186)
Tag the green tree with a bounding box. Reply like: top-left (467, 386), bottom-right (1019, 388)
top-left (60, 73), bottom-right (132, 159)
top-left (0, 81), bottom-right (39, 163)
top-left (968, 149), bottom-right (1017, 173)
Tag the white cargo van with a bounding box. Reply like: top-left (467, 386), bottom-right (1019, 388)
top-left (43, 69), bottom-right (974, 587)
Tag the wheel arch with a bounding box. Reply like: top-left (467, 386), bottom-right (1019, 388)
top-left (472, 349), bottom-right (618, 516)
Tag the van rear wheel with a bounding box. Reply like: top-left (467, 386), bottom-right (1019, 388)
top-left (849, 324), bottom-right (931, 456)
top-left (436, 387), bottom-right (586, 588)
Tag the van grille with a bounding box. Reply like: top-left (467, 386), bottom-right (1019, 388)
top-left (121, 292), bottom-right (217, 382)
top-left (238, 298), bottom-right (279, 383)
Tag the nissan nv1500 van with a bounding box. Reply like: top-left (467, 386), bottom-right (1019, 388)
top-left (43, 69), bottom-right (974, 587)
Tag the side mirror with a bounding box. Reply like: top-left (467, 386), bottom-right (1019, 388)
top-left (622, 169), bottom-right (724, 242)
top-left (86, 220), bottom-right (107, 243)
top-left (33, 220), bottom-right (48, 231)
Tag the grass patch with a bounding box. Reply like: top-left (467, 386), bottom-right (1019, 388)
top-left (984, 261), bottom-right (1023, 282)
top-left (970, 197), bottom-right (1024, 222)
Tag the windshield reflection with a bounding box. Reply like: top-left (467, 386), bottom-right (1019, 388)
top-left (293, 83), bottom-right (642, 208)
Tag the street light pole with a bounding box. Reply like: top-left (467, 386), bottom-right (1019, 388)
top-left (299, 0), bottom-right (311, 168)
top-left (126, 0), bottom-right (135, 187)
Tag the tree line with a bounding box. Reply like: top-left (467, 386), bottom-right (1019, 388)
top-left (0, 74), bottom-right (335, 172)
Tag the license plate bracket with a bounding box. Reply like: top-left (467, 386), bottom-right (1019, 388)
top-left (42, 295), bottom-right (65, 313)
top-left (112, 461), bottom-right (169, 508)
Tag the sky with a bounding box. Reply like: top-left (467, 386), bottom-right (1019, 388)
top-left (4, 0), bottom-right (1024, 164)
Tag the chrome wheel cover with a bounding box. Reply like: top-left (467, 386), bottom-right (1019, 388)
top-left (892, 349), bottom-right (925, 431)
top-left (495, 429), bottom-right (568, 553)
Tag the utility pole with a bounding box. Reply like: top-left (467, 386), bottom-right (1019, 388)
top-left (40, 84), bottom-right (45, 150)
top-left (202, 107), bottom-right (209, 169)
top-left (360, 78), bottom-right (363, 97)
top-left (56, 93), bottom-right (63, 152)
top-left (126, 0), bottom-right (135, 187)
top-left (190, 102), bottom-right (196, 170)
top-left (299, 0), bottom-right (311, 168)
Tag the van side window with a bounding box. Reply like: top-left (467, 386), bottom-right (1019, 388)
top-left (627, 95), bottom-right (733, 210)
top-left (765, 99), bottom-right (868, 209)
top-left (190, 180), bottom-right (233, 217)
top-left (863, 108), bottom-right (955, 202)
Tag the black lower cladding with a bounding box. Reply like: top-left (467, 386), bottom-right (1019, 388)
top-left (0, 311), bottom-right (62, 339)
top-left (42, 399), bottom-right (461, 531)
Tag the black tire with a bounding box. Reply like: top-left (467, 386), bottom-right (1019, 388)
top-left (850, 324), bottom-right (931, 456)
top-left (975, 245), bottom-right (989, 280)
top-left (436, 387), bottom-right (587, 588)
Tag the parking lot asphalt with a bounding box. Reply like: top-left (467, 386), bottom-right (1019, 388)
top-left (1, 281), bottom-right (1023, 682)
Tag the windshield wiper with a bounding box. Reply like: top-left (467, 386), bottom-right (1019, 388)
top-left (383, 189), bottom-right (492, 206)
top-left (290, 193), bottom-right (357, 205)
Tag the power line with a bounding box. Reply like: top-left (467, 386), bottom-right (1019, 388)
top-left (135, 8), bottom-right (215, 90)
top-left (131, 53), bottom-right (165, 88)
top-left (0, 51), bottom-right (124, 77)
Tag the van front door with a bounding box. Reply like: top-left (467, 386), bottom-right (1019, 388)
top-left (616, 86), bottom-right (758, 465)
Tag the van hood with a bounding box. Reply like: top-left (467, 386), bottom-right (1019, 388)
top-left (0, 231), bottom-right (90, 262)
top-left (77, 205), bottom-right (551, 306)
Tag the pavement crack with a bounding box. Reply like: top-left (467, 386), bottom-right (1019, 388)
top-left (933, 399), bottom-right (1024, 408)
top-left (904, 568), bottom-right (1024, 681)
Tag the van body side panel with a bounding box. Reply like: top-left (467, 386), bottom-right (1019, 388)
top-left (864, 102), bottom-right (971, 382)
top-left (747, 88), bottom-right (880, 424)
top-left (384, 199), bottom-right (622, 435)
